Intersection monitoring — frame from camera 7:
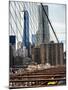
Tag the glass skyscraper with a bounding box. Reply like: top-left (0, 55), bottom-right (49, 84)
top-left (23, 10), bottom-right (29, 49)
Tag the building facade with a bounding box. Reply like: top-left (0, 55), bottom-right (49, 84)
top-left (23, 10), bottom-right (29, 49)
top-left (36, 5), bottom-right (50, 45)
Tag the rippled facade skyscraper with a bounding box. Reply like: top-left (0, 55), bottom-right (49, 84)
top-left (37, 5), bottom-right (50, 45)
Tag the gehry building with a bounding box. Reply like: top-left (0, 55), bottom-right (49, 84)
top-left (36, 5), bottom-right (50, 45)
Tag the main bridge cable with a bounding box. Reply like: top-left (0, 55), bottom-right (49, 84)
top-left (41, 3), bottom-right (59, 43)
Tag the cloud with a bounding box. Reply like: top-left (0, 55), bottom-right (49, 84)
top-left (51, 22), bottom-right (65, 31)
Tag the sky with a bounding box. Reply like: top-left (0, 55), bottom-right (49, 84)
top-left (48, 4), bottom-right (66, 51)
top-left (9, 2), bottom-right (66, 51)
top-left (26, 2), bottom-right (66, 50)
top-left (48, 4), bottom-right (66, 42)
